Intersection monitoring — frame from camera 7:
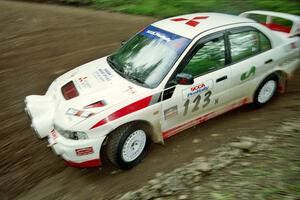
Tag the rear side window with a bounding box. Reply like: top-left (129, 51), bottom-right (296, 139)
top-left (229, 29), bottom-right (271, 63)
top-left (259, 32), bottom-right (272, 51)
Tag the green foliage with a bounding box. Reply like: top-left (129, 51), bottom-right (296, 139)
top-left (259, 183), bottom-right (300, 200)
top-left (62, 0), bottom-right (91, 5)
top-left (99, 0), bottom-right (300, 17)
top-left (61, 0), bottom-right (300, 17)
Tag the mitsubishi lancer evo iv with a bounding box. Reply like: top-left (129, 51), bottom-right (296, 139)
top-left (25, 10), bottom-right (300, 169)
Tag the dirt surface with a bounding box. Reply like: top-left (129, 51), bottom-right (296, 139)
top-left (0, 1), bottom-right (299, 200)
top-left (116, 119), bottom-right (300, 200)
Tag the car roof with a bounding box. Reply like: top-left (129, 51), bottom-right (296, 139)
top-left (152, 13), bottom-right (255, 39)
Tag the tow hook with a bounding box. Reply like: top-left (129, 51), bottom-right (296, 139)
top-left (47, 142), bottom-right (57, 147)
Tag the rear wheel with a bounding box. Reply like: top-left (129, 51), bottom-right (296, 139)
top-left (106, 123), bottom-right (150, 169)
top-left (252, 75), bottom-right (278, 107)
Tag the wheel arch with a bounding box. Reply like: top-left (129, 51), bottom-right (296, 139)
top-left (102, 119), bottom-right (161, 149)
top-left (253, 69), bottom-right (289, 103)
top-left (255, 70), bottom-right (287, 97)
top-left (273, 70), bottom-right (288, 93)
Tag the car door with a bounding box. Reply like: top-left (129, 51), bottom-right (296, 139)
top-left (225, 27), bottom-right (273, 102)
top-left (161, 33), bottom-right (232, 138)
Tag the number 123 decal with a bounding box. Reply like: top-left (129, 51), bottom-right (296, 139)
top-left (183, 91), bottom-right (212, 116)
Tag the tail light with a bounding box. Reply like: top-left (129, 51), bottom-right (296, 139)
top-left (84, 100), bottom-right (106, 109)
top-left (61, 81), bottom-right (79, 100)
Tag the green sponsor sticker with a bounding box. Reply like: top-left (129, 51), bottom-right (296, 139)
top-left (240, 66), bottom-right (256, 81)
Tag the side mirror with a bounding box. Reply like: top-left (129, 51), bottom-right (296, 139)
top-left (121, 40), bottom-right (126, 46)
top-left (175, 73), bottom-right (194, 85)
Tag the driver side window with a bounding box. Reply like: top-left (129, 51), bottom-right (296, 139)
top-left (182, 36), bottom-right (225, 77)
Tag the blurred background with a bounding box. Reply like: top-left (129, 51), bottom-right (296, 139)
top-left (13, 0), bottom-right (300, 17)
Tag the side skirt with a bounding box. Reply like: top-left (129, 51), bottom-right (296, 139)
top-left (162, 97), bottom-right (251, 139)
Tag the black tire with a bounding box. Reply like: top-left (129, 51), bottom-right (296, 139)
top-left (252, 74), bottom-right (278, 108)
top-left (106, 123), bottom-right (150, 169)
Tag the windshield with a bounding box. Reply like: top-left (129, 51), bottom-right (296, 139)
top-left (108, 25), bottom-right (191, 88)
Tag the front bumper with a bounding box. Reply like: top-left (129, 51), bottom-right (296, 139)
top-left (24, 95), bottom-right (56, 138)
top-left (25, 94), bottom-right (105, 168)
top-left (48, 129), bottom-right (105, 168)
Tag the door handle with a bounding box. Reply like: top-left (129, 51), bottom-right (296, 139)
top-left (265, 59), bottom-right (273, 64)
top-left (216, 75), bottom-right (227, 83)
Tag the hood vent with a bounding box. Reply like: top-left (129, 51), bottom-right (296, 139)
top-left (61, 81), bottom-right (79, 100)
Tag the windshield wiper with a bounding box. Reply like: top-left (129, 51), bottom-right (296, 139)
top-left (129, 75), bottom-right (144, 84)
top-left (107, 57), bottom-right (149, 88)
top-left (128, 75), bottom-right (150, 88)
top-left (107, 56), bottom-right (124, 77)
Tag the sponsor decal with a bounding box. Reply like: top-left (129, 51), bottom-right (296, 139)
top-left (183, 90), bottom-right (212, 116)
top-left (290, 42), bottom-right (297, 49)
top-left (76, 76), bottom-right (91, 90)
top-left (171, 16), bottom-right (209, 27)
top-left (184, 83), bottom-right (208, 98)
top-left (78, 76), bottom-right (87, 82)
top-left (140, 26), bottom-right (191, 55)
top-left (240, 66), bottom-right (256, 81)
top-left (75, 147), bottom-right (94, 156)
top-left (164, 106), bottom-right (178, 120)
top-left (215, 98), bottom-right (219, 105)
top-left (125, 86), bottom-right (137, 94)
top-left (146, 30), bottom-right (171, 42)
top-left (93, 67), bottom-right (113, 82)
top-left (183, 80), bottom-right (213, 99)
top-left (66, 108), bottom-right (94, 118)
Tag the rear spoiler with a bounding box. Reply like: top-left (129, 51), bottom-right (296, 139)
top-left (240, 10), bottom-right (300, 37)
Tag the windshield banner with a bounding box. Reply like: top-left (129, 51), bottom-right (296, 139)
top-left (139, 25), bottom-right (191, 55)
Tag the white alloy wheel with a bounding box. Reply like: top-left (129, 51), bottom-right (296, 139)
top-left (257, 80), bottom-right (277, 104)
top-left (121, 130), bottom-right (147, 162)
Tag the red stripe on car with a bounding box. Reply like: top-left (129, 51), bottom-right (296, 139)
top-left (90, 96), bottom-right (153, 129)
top-left (65, 159), bottom-right (101, 168)
top-left (163, 112), bottom-right (212, 139)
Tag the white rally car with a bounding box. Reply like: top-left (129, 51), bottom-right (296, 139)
top-left (25, 10), bottom-right (300, 169)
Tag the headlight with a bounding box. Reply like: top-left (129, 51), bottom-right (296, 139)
top-left (54, 125), bottom-right (88, 140)
top-left (73, 131), bottom-right (88, 140)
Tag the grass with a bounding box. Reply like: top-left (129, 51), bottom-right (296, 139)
top-left (259, 183), bottom-right (300, 200)
top-left (61, 0), bottom-right (300, 17)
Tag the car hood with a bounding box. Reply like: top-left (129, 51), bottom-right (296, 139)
top-left (51, 57), bottom-right (149, 128)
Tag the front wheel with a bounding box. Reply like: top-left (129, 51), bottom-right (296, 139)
top-left (106, 123), bottom-right (150, 169)
top-left (252, 75), bottom-right (278, 107)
